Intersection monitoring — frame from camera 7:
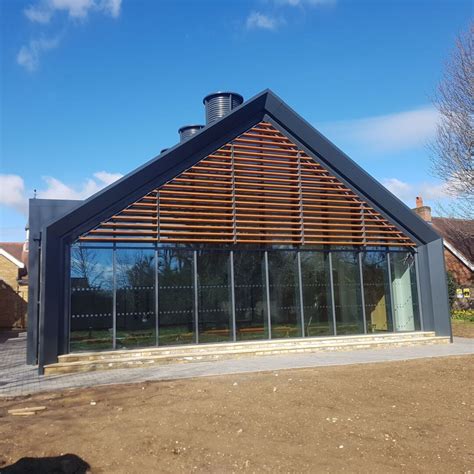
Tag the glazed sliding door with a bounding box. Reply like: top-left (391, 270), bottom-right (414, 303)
top-left (233, 251), bottom-right (268, 341)
top-left (197, 251), bottom-right (232, 343)
top-left (390, 252), bottom-right (421, 332)
top-left (115, 249), bottom-right (156, 349)
top-left (70, 246), bottom-right (114, 352)
top-left (300, 252), bottom-right (333, 337)
top-left (361, 252), bottom-right (392, 333)
top-left (331, 252), bottom-right (364, 335)
top-left (157, 248), bottom-right (195, 345)
top-left (267, 251), bottom-right (301, 339)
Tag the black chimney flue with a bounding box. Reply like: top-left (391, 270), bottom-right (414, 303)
top-left (203, 92), bottom-right (244, 125)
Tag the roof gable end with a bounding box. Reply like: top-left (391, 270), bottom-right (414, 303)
top-left (45, 89), bottom-right (439, 246)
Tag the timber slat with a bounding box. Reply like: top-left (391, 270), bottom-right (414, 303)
top-left (78, 122), bottom-right (415, 248)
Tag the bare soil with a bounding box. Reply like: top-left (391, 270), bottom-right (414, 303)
top-left (1, 356), bottom-right (473, 473)
top-left (452, 319), bottom-right (474, 338)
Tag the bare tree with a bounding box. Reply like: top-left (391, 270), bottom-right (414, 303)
top-left (430, 23), bottom-right (473, 219)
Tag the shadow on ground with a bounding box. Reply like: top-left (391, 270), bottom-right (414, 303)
top-left (0, 331), bottom-right (22, 344)
top-left (0, 453), bottom-right (90, 473)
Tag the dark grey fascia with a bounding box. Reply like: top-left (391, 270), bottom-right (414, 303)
top-left (27, 198), bottom-right (81, 365)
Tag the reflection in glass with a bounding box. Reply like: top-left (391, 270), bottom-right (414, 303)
top-left (197, 251), bottom-right (232, 343)
top-left (70, 247), bottom-right (113, 351)
top-left (267, 251), bottom-right (301, 339)
top-left (300, 252), bottom-right (333, 336)
top-left (332, 252), bottom-right (364, 335)
top-left (391, 252), bottom-right (421, 331)
top-left (233, 251), bottom-right (268, 340)
top-left (69, 245), bottom-right (424, 353)
top-left (115, 249), bottom-right (155, 348)
top-left (158, 249), bottom-right (195, 345)
top-left (361, 252), bottom-right (392, 333)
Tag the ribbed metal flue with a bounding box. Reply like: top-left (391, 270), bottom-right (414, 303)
top-left (178, 125), bottom-right (204, 142)
top-left (203, 92), bottom-right (244, 124)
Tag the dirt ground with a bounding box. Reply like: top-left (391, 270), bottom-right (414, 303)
top-left (452, 319), bottom-right (474, 338)
top-left (1, 356), bottom-right (473, 473)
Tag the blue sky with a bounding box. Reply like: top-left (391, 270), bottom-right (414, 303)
top-left (0, 0), bottom-right (471, 241)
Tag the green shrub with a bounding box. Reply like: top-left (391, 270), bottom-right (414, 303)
top-left (451, 309), bottom-right (474, 322)
top-left (446, 271), bottom-right (457, 308)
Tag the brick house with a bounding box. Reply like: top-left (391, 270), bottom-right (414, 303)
top-left (0, 238), bottom-right (29, 329)
top-left (412, 197), bottom-right (473, 309)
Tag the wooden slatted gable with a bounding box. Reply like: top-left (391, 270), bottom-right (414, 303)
top-left (79, 122), bottom-right (415, 247)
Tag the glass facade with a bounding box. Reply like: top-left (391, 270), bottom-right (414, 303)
top-left (331, 252), bottom-right (364, 335)
top-left (115, 249), bottom-right (156, 349)
top-left (158, 249), bottom-right (195, 345)
top-left (390, 252), bottom-right (421, 332)
top-left (70, 247), bottom-right (114, 351)
top-left (197, 251), bottom-right (232, 343)
top-left (300, 252), bottom-right (333, 337)
top-left (233, 251), bottom-right (268, 340)
top-left (69, 246), bottom-right (422, 352)
top-left (361, 252), bottom-right (392, 333)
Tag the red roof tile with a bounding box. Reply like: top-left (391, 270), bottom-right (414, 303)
top-left (432, 217), bottom-right (474, 263)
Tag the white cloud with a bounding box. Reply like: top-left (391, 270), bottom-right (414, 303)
top-left (246, 11), bottom-right (281, 30)
top-left (0, 175), bottom-right (28, 214)
top-left (19, 0), bottom-right (121, 71)
top-left (382, 178), bottom-right (452, 206)
top-left (17, 36), bottom-right (60, 72)
top-left (93, 171), bottom-right (123, 185)
top-left (24, 0), bottom-right (121, 24)
top-left (99, 0), bottom-right (121, 18)
top-left (320, 106), bottom-right (440, 153)
top-left (0, 171), bottom-right (123, 215)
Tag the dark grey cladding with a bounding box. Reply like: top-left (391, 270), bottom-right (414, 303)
top-left (203, 92), bottom-right (244, 124)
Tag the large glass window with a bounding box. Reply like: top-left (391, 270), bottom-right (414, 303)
top-left (158, 249), bottom-right (195, 345)
top-left (70, 245), bottom-right (423, 353)
top-left (361, 252), bottom-right (392, 333)
top-left (115, 249), bottom-right (156, 348)
top-left (267, 251), bottom-right (301, 339)
top-left (70, 247), bottom-right (114, 351)
top-left (233, 251), bottom-right (268, 340)
top-left (331, 251), bottom-right (364, 335)
top-left (197, 251), bottom-right (232, 343)
top-left (390, 252), bottom-right (421, 332)
top-left (300, 252), bottom-right (333, 336)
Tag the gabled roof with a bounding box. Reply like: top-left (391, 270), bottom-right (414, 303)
top-left (0, 243), bottom-right (25, 269)
top-left (44, 89), bottom-right (440, 246)
top-left (432, 217), bottom-right (474, 270)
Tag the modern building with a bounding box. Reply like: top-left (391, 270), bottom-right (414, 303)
top-left (27, 90), bottom-right (451, 374)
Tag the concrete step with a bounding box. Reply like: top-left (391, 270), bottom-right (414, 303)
top-left (59, 331), bottom-right (437, 363)
top-left (44, 333), bottom-right (449, 375)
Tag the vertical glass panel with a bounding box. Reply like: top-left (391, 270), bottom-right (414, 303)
top-left (197, 250), bottom-right (232, 343)
top-left (267, 251), bottom-right (301, 339)
top-left (300, 252), bottom-right (333, 337)
top-left (70, 246), bottom-right (113, 351)
top-left (233, 251), bottom-right (268, 341)
top-left (115, 249), bottom-right (156, 348)
top-left (332, 251), bottom-right (364, 335)
top-left (391, 252), bottom-right (421, 331)
top-left (361, 252), bottom-right (392, 333)
top-left (158, 249), bottom-right (195, 345)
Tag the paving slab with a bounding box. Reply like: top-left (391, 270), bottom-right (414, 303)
top-left (0, 333), bottom-right (472, 398)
